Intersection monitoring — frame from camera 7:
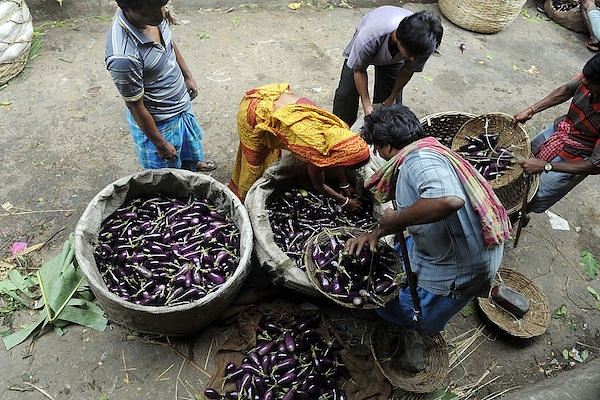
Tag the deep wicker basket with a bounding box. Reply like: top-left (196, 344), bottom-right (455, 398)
top-left (370, 322), bottom-right (448, 393)
top-left (438, 0), bottom-right (527, 34)
top-left (304, 227), bottom-right (404, 309)
top-left (452, 112), bottom-right (530, 190)
top-left (420, 111), bottom-right (476, 148)
top-left (420, 112), bottom-right (537, 215)
top-left (544, 0), bottom-right (586, 33)
top-left (0, 0), bottom-right (33, 85)
top-left (478, 268), bottom-right (550, 338)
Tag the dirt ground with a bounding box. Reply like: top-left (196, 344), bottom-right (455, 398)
top-left (1, 1), bottom-right (600, 399)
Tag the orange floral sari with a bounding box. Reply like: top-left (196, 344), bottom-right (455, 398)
top-left (228, 83), bottom-right (370, 201)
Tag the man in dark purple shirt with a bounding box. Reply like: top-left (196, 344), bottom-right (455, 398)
top-left (333, 6), bottom-right (443, 128)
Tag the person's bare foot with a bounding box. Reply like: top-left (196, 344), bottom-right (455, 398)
top-left (585, 40), bottom-right (600, 51)
top-left (196, 159), bottom-right (217, 172)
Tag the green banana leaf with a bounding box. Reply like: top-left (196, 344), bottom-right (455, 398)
top-left (37, 234), bottom-right (85, 322)
top-left (2, 234), bottom-right (107, 350)
top-left (2, 313), bottom-right (47, 350)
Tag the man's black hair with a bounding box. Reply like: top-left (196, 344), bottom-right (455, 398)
top-left (583, 52), bottom-right (600, 83)
top-left (116, 0), bottom-right (169, 10)
top-left (360, 104), bottom-right (423, 149)
top-left (396, 11), bottom-right (443, 58)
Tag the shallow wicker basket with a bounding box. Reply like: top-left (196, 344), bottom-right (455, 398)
top-left (438, 0), bottom-right (527, 34)
top-left (544, 0), bottom-right (586, 33)
top-left (304, 227), bottom-right (404, 309)
top-left (370, 322), bottom-right (448, 393)
top-left (420, 111), bottom-right (476, 148)
top-left (452, 112), bottom-right (530, 190)
top-left (478, 268), bottom-right (550, 338)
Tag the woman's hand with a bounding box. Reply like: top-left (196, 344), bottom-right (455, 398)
top-left (344, 197), bottom-right (363, 212)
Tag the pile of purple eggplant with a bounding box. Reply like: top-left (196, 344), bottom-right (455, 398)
top-left (93, 194), bottom-right (240, 307)
top-left (456, 132), bottom-right (515, 181)
top-left (267, 188), bottom-right (377, 269)
top-left (308, 229), bottom-right (403, 308)
top-left (204, 313), bottom-right (349, 400)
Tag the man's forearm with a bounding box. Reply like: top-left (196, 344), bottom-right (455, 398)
top-left (386, 67), bottom-right (413, 104)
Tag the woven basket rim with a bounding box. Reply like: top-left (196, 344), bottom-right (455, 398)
top-left (303, 226), bottom-right (404, 309)
top-left (370, 322), bottom-right (448, 393)
top-left (0, 45), bottom-right (30, 85)
top-left (478, 267), bottom-right (550, 338)
top-left (452, 112), bottom-right (530, 189)
top-left (420, 111), bottom-right (477, 148)
top-left (419, 110), bottom-right (478, 122)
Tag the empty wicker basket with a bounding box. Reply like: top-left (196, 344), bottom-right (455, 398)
top-left (370, 322), bottom-right (448, 393)
top-left (478, 268), bottom-right (550, 338)
top-left (438, 0), bottom-right (528, 34)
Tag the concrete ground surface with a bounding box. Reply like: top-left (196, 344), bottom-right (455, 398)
top-left (1, 0), bottom-right (600, 399)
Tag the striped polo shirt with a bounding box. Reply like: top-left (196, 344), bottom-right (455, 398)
top-left (560, 75), bottom-right (600, 165)
top-left (105, 10), bottom-right (189, 121)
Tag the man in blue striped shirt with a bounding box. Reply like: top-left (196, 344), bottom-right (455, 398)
top-left (105, 0), bottom-right (216, 172)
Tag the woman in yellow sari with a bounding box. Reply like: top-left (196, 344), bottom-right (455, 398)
top-left (229, 83), bottom-right (371, 210)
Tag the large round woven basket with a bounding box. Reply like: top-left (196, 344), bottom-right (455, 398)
top-left (423, 112), bottom-right (537, 214)
top-left (370, 322), bottom-right (448, 393)
top-left (452, 112), bottom-right (530, 190)
top-left (304, 226), bottom-right (405, 309)
top-left (420, 111), bottom-right (476, 148)
top-left (544, 0), bottom-right (586, 33)
top-left (0, 0), bottom-right (34, 85)
top-left (438, 0), bottom-right (527, 34)
top-left (478, 268), bottom-right (550, 338)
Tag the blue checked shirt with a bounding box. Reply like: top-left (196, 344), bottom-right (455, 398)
top-left (396, 150), bottom-right (503, 299)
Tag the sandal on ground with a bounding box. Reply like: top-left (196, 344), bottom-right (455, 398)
top-left (196, 159), bottom-right (217, 172)
top-left (536, 4), bottom-right (545, 13)
top-left (585, 41), bottom-right (600, 52)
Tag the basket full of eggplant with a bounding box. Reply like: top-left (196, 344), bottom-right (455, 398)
top-left (304, 227), bottom-right (405, 309)
top-left (451, 112), bottom-right (531, 190)
top-left (246, 155), bottom-right (381, 296)
top-left (74, 169), bottom-right (254, 336)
